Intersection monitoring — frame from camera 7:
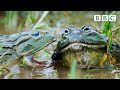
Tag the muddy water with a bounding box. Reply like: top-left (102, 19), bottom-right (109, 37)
top-left (0, 11), bottom-right (120, 79)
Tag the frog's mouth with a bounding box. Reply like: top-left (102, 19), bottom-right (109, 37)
top-left (60, 42), bottom-right (106, 52)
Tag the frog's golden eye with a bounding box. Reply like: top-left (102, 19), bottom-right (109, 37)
top-left (64, 29), bottom-right (69, 34)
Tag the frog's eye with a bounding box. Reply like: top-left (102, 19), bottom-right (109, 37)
top-left (32, 32), bottom-right (40, 37)
top-left (64, 29), bottom-right (69, 34)
top-left (81, 25), bottom-right (90, 31)
top-left (32, 32), bottom-right (41, 40)
top-left (83, 27), bottom-right (89, 30)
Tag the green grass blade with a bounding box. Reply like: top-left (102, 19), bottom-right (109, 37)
top-left (32, 11), bottom-right (49, 30)
top-left (69, 59), bottom-right (77, 79)
top-left (107, 29), bottom-right (112, 53)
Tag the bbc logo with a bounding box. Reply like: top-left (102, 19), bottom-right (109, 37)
top-left (94, 15), bottom-right (116, 21)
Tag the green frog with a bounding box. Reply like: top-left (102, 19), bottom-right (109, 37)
top-left (52, 25), bottom-right (120, 68)
top-left (0, 30), bottom-right (55, 74)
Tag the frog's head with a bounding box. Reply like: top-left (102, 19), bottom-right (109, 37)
top-left (57, 25), bottom-right (108, 51)
top-left (16, 31), bottom-right (56, 56)
top-left (52, 25), bottom-right (120, 68)
top-left (52, 25), bottom-right (109, 67)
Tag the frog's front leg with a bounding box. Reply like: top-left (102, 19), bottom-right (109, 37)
top-left (20, 54), bottom-right (35, 68)
top-left (20, 53), bottom-right (44, 69)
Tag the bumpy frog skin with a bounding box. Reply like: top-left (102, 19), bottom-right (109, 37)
top-left (0, 31), bottom-right (55, 69)
top-left (52, 25), bottom-right (120, 68)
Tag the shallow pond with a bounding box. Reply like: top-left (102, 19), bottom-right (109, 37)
top-left (0, 11), bottom-right (120, 79)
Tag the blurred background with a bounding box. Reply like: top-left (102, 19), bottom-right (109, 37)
top-left (0, 11), bottom-right (119, 44)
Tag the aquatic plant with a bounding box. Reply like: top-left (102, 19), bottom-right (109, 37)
top-left (25, 11), bottom-right (40, 29)
top-left (69, 59), bottom-right (77, 79)
top-left (100, 11), bottom-right (120, 65)
top-left (32, 11), bottom-right (49, 30)
top-left (17, 11), bottom-right (49, 31)
top-left (102, 21), bottom-right (113, 53)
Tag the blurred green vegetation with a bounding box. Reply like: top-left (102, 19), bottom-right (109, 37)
top-left (0, 11), bottom-right (120, 36)
top-left (69, 59), bottom-right (77, 79)
top-left (0, 11), bottom-right (102, 32)
top-left (2, 11), bottom-right (18, 30)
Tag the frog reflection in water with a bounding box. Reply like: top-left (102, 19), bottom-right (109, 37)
top-left (52, 25), bottom-right (120, 68)
top-left (0, 30), bottom-right (56, 75)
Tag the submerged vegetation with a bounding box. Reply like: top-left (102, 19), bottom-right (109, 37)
top-left (102, 11), bottom-right (116, 53)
